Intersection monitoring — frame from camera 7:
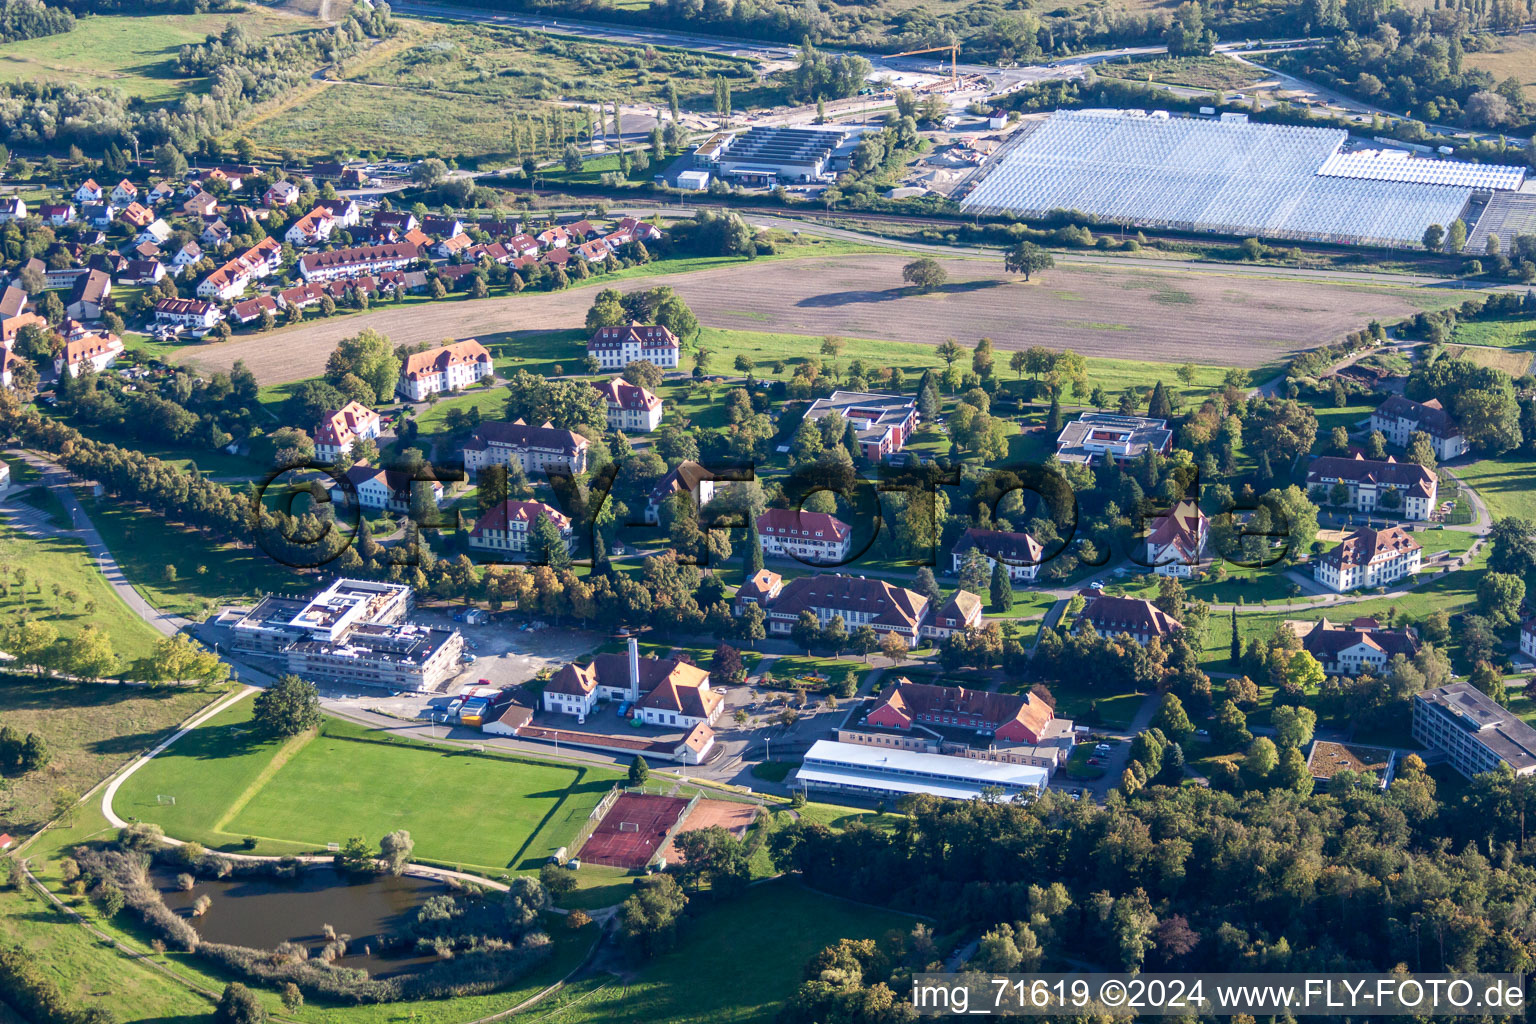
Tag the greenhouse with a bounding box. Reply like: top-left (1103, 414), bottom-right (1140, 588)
top-left (960, 110), bottom-right (1479, 248)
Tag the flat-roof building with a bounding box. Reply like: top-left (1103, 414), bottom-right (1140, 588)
top-left (1055, 411), bottom-right (1172, 465)
top-left (230, 579), bottom-right (462, 691)
top-left (694, 126), bottom-right (850, 185)
top-left (802, 390), bottom-right (918, 462)
top-left (1413, 682), bottom-right (1536, 778)
top-left (795, 739), bottom-right (1048, 802)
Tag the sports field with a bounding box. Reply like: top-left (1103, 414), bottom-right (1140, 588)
top-left (115, 697), bottom-right (621, 874)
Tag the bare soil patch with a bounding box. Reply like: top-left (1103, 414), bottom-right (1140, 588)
top-left (173, 254), bottom-right (1431, 384)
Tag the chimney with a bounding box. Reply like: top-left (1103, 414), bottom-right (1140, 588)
top-left (628, 636), bottom-right (640, 700)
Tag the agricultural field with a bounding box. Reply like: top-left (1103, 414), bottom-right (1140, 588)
top-left (1095, 54), bottom-right (1267, 91)
top-left (115, 698), bottom-right (622, 874)
top-left (1443, 343), bottom-right (1534, 379)
top-left (1464, 34), bottom-right (1536, 92)
top-left (0, 7), bottom-right (312, 101)
top-left (0, 522), bottom-right (166, 664)
top-left (175, 252), bottom-right (1437, 385)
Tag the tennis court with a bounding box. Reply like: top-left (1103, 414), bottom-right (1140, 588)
top-left (578, 792), bottom-right (691, 869)
top-left (663, 799), bottom-right (761, 863)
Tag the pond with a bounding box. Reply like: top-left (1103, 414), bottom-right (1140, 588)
top-left (155, 865), bottom-right (447, 978)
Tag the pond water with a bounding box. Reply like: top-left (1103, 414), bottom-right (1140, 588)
top-left (154, 865), bottom-right (446, 978)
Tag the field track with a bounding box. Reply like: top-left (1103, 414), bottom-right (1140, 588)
top-left (172, 253), bottom-right (1433, 384)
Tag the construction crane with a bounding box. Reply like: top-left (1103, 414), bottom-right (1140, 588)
top-left (888, 43), bottom-right (961, 89)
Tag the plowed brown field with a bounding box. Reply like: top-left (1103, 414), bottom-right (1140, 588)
top-left (173, 253), bottom-right (1431, 384)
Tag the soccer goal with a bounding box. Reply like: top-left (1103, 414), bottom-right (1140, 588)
top-left (156, 794), bottom-right (176, 805)
top-left (617, 821), bottom-right (640, 833)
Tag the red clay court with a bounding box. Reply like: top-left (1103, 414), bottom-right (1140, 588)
top-left (578, 793), bottom-right (690, 869)
top-left (663, 800), bottom-right (760, 863)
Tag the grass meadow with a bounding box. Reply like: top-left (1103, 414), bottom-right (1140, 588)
top-left (116, 698), bottom-right (622, 874)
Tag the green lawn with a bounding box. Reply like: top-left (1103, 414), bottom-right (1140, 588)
top-left (80, 495), bottom-right (304, 620)
top-left (0, 524), bottom-right (166, 665)
top-left (535, 880), bottom-right (914, 1024)
top-left (1452, 453), bottom-right (1536, 522)
top-left (0, 8), bottom-right (308, 101)
top-left (116, 698), bottom-right (622, 874)
top-left (1452, 314), bottom-right (1536, 350)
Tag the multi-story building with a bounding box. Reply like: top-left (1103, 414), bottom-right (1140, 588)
top-left (1055, 411), bottom-right (1173, 466)
top-left (229, 579), bottom-right (463, 691)
top-left (468, 499), bottom-right (574, 559)
top-left (950, 528), bottom-right (1043, 583)
top-left (1144, 500), bottom-right (1208, 577)
top-left (839, 677), bottom-right (1075, 770)
top-left (1313, 525), bottom-right (1422, 592)
top-left (299, 241), bottom-right (423, 282)
top-left (747, 572), bottom-right (930, 647)
top-left (1289, 616), bottom-right (1420, 676)
top-left (1074, 595), bottom-right (1182, 645)
top-left (1370, 395), bottom-right (1469, 462)
top-left (919, 591), bottom-right (984, 641)
top-left (313, 402), bottom-right (381, 461)
top-left (543, 636), bottom-right (722, 729)
top-left (645, 461), bottom-right (715, 524)
top-left (1412, 682), bottom-right (1536, 778)
top-left (54, 333), bottom-right (123, 377)
top-left (756, 508), bottom-right (852, 564)
top-left (1522, 618), bottom-right (1536, 662)
top-left (1306, 454), bottom-right (1438, 520)
top-left (587, 323), bottom-right (681, 370)
top-left (592, 377), bottom-right (663, 432)
top-left (397, 339), bottom-right (493, 401)
top-left (462, 419), bottom-right (589, 477)
top-left (330, 465), bottom-right (444, 512)
top-left (152, 297), bottom-right (222, 332)
top-left (803, 391), bottom-right (918, 462)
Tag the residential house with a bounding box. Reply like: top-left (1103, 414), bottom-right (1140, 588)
top-left (1413, 682), bottom-right (1536, 778)
top-left (0, 285), bottom-right (28, 319)
top-left (152, 297), bottom-right (222, 331)
top-left (467, 499), bottom-right (574, 558)
top-left (40, 203), bottom-right (74, 227)
top-left (1, 348), bottom-right (26, 389)
top-left (397, 339), bottom-right (493, 401)
top-left (172, 242), bottom-right (203, 270)
top-left (950, 528), bottom-right (1043, 583)
top-left (373, 211), bottom-right (419, 232)
top-left (81, 202), bottom-right (115, 227)
top-left (1055, 411), bottom-right (1173, 465)
top-left (919, 590), bottom-right (984, 641)
top-left (198, 237), bottom-right (283, 301)
top-left (1307, 454), bottom-right (1438, 520)
top-left (231, 294), bottom-right (281, 325)
top-left (616, 217), bottom-right (663, 242)
top-left (263, 181), bottom-right (300, 207)
top-left (748, 573), bottom-right (930, 647)
top-left (420, 214), bottom-right (463, 238)
top-left (842, 678), bottom-right (1074, 770)
top-left (285, 206), bottom-right (337, 246)
top-left (1522, 618), bottom-right (1536, 661)
top-left (756, 508), bottom-right (852, 564)
top-left (1289, 616), bottom-right (1421, 676)
top-left (43, 266), bottom-right (87, 291)
top-left (119, 202), bottom-right (154, 229)
top-left (1, 312), bottom-right (46, 348)
top-left (0, 197), bottom-right (26, 223)
top-left (734, 569), bottom-right (783, 612)
top-left (147, 181), bottom-right (178, 204)
top-left (462, 418), bottom-right (589, 477)
top-left (573, 239), bottom-right (610, 263)
top-left (73, 179), bottom-right (103, 204)
top-left (645, 461), bottom-right (715, 524)
top-left (1145, 499), bottom-right (1209, 576)
top-left (587, 322), bottom-right (681, 370)
top-left (1371, 395), bottom-right (1469, 462)
top-left (54, 332), bottom-right (123, 377)
top-left (200, 218), bottom-right (232, 248)
top-left (536, 225), bottom-right (570, 250)
top-left (1075, 595), bottom-right (1182, 644)
top-left (330, 464), bottom-right (443, 512)
top-left (108, 180), bottom-right (138, 205)
top-left (182, 191), bottom-right (218, 218)
top-left (803, 391), bottom-right (919, 462)
top-left (120, 260), bottom-right (165, 285)
top-left (313, 401), bottom-right (382, 461)
top-left (136, 219), bottom-right (173, 246)
top-left (66, 270), bottom-right (111, 320)
top-left (299, 241), bottom-right (422, 282)
top-left (592, 377), bottom-right (663, 432)
top-left (508, 233), bottom-right (541, 258)
top-left (434, 232), bottom-right (473, 259)
top-left (1313, 525), bottom-right (1422, 593)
